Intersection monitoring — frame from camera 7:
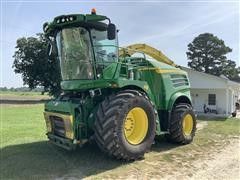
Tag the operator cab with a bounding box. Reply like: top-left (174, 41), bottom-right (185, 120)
top-left (44, 9), bottom-right (118, 81)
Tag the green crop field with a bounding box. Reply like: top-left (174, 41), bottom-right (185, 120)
top-left (1, 104), bottom-right (239, 179)
top-left (0, 91), bottom-right (50, 100)
top-left (0, 91), bottom-right (41, 96)
top-left (1, 91), bottom-right (44, 96)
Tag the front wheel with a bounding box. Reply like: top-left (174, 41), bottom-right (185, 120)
top-left (94, 90), bottom-right (156, 161)
top-left (167, 103), bottom-right (197, 144)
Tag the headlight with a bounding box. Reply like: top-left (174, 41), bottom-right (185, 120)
top-left (55, 16), bottom-right (75, 24)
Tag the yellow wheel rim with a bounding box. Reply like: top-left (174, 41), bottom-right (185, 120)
top-left (124, 107), bottom-right (148, 145)
top-left (182, 114), bottom-right (193, 136)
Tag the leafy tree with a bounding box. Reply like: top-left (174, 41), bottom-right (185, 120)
top-left (0, 87), bottom-right (8, 91)
top-left (186, 33), bottom-right (240, 82)
top-left (221, 60), bottom-right (240, 82)
top-left (12, 34), bottom-right (61, 96)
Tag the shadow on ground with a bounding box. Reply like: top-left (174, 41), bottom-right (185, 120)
top-left (0, 137), bottom-right (177, 179)
top-left (197, 116), bottom-right (228, 121)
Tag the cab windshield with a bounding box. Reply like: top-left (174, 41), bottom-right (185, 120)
top-left (56, 26), bottom-right (118, 80)
top-left (56, 27), bottom-right (94, 80)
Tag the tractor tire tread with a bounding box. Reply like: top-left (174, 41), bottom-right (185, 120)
top-left (94, 89), bottom-right (156, 160)
top-left (166, 103), bottom-right (196, 144)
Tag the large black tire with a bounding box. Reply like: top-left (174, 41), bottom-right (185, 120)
top-left (167, 103), bottom-right (197, 144)
top-left (94, 90), bottom-right (156, 161)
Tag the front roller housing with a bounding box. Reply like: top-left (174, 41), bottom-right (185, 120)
top-left (44, 111), bottom-right (76, 150)
top-left (44, 99), bottom-right (91, 150)
top-left (44, 111), bottom-right (74, 139)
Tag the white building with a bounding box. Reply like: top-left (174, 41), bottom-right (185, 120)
top-left (182, 67), bottom-right (240, 117)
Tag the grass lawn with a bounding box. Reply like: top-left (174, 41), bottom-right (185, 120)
top-left (1, 104), bottom-right (239, 179)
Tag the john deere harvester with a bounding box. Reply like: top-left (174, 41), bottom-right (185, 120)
top-left (43, 9), bottom-right (196, 160)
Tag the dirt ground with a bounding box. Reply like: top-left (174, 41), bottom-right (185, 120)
top-left (86, 121), bottom-right (240, 180)
top-left (0, 94), bottom-right (50, 105)
top-left (154, 138), bottom-right (240, 180)
top-left (191, 139), bottom-right (240, 180)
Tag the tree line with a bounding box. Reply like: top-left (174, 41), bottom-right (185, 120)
top-left (12, 32), bottom-right (240, 96)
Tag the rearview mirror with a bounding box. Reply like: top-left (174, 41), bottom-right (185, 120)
top-left (107, 23), bottom-right (116, 40)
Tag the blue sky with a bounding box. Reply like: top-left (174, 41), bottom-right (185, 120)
top-left (1, 0), bottom-right (239, 88)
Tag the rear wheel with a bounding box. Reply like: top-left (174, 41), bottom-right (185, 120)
top-left (167, 103), bottom-right (196, 144)
top-left (94, 90), bottom-right (156, 161)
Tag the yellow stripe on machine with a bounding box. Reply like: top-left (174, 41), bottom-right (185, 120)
top-left (138, 67), bottom-right (184, 74)
top-left (155, 69), bottom-right (184, 74)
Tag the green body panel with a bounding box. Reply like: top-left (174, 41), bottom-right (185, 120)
top-left (85, 14), bottom-right (107, 21)
top-left (168, 91), bottom-right (192, 110)
top-left (43, 12), bottom-right (192, 148)
top-left (45, 100), bottom-right (73, 113)
top-left (61, 79), bottom-right (113, 90)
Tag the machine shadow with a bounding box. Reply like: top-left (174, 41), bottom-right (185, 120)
top-left (152, 136), bottom-right (179, 152)
top-left (1, 141), bottom-right (126, 179)
top-left (196, 116), bottom-right (227, 121)
top-left (1, 138), bottom-right (178, 179)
